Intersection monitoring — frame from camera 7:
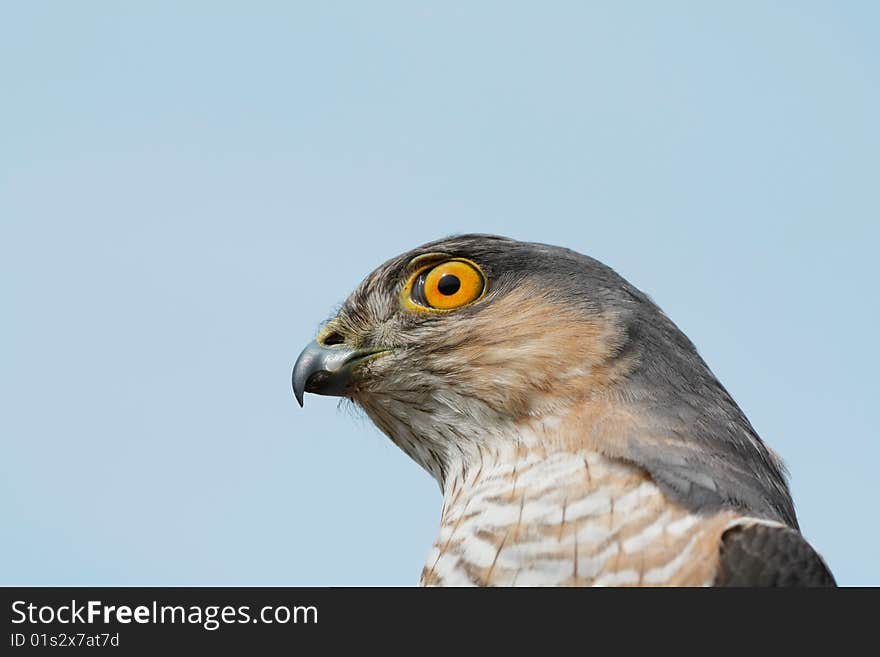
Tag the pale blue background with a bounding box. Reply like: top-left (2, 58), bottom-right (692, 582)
top-left (2, 3), bottom-right (877, 586)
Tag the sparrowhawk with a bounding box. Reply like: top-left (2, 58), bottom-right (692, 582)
top-left (292, 235), bottom-right (835, 587)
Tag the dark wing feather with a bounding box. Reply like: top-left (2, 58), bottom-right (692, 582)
top-left (714, 523), bottom-right (836, 587)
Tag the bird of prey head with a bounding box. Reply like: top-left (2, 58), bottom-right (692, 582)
top-left (293, 234), bottom-right (834, 586)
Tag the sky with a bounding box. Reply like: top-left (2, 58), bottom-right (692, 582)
top-left (1, 2), bottom-right (877, 586)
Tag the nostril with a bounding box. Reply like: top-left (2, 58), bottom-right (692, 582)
top-left (318, 329), bottom-right (346, 347)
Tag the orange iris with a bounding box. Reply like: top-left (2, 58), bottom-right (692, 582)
top-left (414, 259), bottom-right (485, 310)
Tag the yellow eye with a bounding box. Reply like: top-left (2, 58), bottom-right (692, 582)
top-left (407, 259), bottom-right (486, 311)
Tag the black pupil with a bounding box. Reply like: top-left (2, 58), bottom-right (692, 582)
top-left (437, 274), bottom-right (461, 296)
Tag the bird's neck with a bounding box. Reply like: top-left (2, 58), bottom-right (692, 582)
top-left (422, 431), bottom-right (736, 586)
top-left (436, 417), bottom-right (639, 521)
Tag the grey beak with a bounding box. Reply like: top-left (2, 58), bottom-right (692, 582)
top-left (292, 340), bottom-right (388, 407)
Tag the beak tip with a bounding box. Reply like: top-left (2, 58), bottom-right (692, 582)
top-left (292, 371), bottom-right (305, 407)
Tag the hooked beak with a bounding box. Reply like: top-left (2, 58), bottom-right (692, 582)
top-left (292, 340), bottom-right (390, 407)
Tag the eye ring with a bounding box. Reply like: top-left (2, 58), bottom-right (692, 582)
top-left (403, 258), bottom-right (487, 312)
